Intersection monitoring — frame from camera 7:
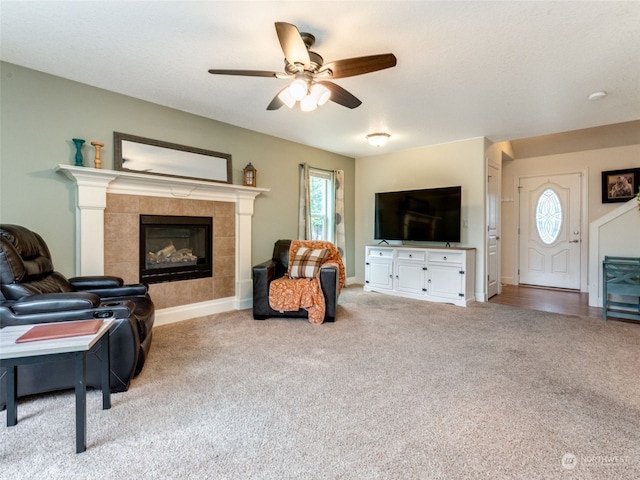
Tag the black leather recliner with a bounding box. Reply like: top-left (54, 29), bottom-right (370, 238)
top-left (0, 224), bottom-right (154, 409)
top-left (252, 239), bottom-right (340, 322)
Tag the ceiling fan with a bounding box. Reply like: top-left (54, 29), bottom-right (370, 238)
top-left (208, 22), bottom-right (397, 111)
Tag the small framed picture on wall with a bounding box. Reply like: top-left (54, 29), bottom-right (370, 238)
top-left (601, 168), bottom-right (640, 203)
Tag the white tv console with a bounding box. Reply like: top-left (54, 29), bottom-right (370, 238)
top-left (364, 245), bottom-right (476, 307)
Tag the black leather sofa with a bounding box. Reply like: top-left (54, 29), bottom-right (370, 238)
top-left (0, 224), bottom-right (154, 409)
top-left (252, 239), bottom-right (340, 322)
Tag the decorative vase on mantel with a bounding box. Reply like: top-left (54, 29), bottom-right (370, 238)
top-left (72, 138), bottom-right (85, 167)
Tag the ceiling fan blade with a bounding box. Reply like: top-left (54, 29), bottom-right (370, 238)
top-left (266, 89), bottom-right (285, 110)
top-left (318, 81), bottom-right (362, 109)
top-left (275, 22), bottom-right (310, 70)
top-left (208, 69), bottom-right (281, 78)
top-left (321, 53), bottom-right (397, 79)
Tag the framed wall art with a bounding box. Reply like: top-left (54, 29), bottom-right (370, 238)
top-left (601, 168), bottom-right (640, 203)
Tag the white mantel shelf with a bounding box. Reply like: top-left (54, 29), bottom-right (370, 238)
top-left (56, 164), bottom-right (268, 324)
top-left (56, 164), bottom-right (268, 201)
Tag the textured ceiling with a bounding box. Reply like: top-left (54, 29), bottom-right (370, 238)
top-left (1, 1), bottom-right (639, 158)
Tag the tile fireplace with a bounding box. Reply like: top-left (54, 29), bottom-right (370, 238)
top-left (56, 165), bottom-right (266, 325)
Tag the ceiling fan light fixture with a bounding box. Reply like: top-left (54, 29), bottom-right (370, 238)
top-left (208, 22), bottom-right (398, 112)
top-left (289, 78), bottom-right (308, 101)
top-left (366, 132), bottom-right (390, 147)
top-left (300, 94), bottom-right (318, 112)
top-left (278, 88), bottom-right (296, 108)
top-left (311, 83), bottom-right (331, 106)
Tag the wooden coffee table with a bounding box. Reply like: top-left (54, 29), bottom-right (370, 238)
top-left (1, 318), bottom-right (114, 453)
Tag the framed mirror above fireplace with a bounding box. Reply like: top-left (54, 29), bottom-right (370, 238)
top-left (114, 132), bottom-right (232, 183)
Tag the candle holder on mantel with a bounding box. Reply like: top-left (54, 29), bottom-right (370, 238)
top-left (91, 141), bottom-right (104, 169)
top-left (72, 138), bottom-right (85, 167)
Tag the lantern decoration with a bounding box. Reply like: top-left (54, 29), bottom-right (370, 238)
top-left (243, 162), bottom-right (257, 187)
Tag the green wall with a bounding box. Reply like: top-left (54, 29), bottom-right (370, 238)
top-left (0, 62), bottom-right (356, 277)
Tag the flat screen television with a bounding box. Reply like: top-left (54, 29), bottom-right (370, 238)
top-left (374, 186), bottom-right (462, 243)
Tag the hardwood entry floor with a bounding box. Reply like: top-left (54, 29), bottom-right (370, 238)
top-left (488, 284), bottom-right (603, 319)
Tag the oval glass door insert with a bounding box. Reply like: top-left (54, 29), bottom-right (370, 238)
top-left (536, 188), bottom-right (562, 244)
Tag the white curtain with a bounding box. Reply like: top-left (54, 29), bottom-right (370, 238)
top-left (334, 169), bottom-right (346, 263)
top-left (298, 163), bottom-right (311, 239)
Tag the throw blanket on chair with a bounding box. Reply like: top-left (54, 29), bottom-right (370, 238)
top-left (269, 240), bottom-right (345, 324)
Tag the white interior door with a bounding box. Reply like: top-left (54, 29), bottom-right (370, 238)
top-left (519, 173), bottom-right (582, 289)
top-left (487, 164), bottom-right (500, 298)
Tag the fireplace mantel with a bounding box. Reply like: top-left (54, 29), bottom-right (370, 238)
top-left (56, 164), bottom-right (267, 323)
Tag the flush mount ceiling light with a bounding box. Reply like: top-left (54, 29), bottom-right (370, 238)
top-left (588, 91), bottom-right (607, 101)
top-left (366, 132), bottom-right (390, 147)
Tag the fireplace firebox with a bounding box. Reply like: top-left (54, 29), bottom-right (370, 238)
top-left (139, 215), bottom-right (212, 284)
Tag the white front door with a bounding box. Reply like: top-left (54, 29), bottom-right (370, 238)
top-left (519, 173), bottom-right (582, 289)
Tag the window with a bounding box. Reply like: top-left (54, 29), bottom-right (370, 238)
top-left (535, 188), bottom-right (562, 244)
top-left (309, 168), bottom-right (335, 241)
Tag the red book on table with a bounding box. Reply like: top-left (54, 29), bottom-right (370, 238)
top-left (15, 319), bottom-right (104, 343)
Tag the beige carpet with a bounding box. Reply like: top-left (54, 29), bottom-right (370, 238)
top-left (1, 285), bottom-right (639, 479)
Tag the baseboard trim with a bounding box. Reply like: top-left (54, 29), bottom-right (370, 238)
top-left (154, 297), bottom-right (239, 326)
